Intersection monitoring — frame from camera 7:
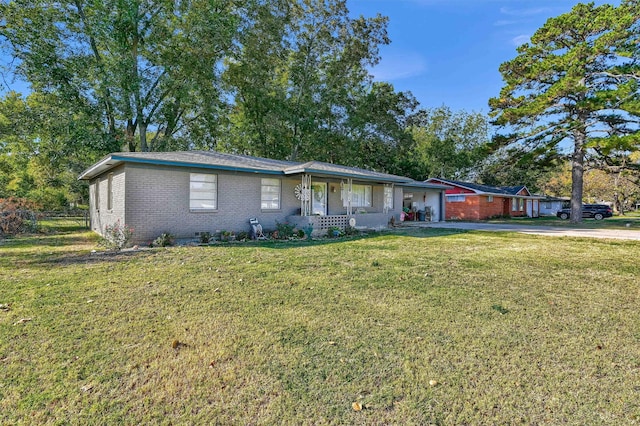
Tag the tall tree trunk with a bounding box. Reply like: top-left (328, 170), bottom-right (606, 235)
top-left (139, 122), bottom-right (148, 152)
top-left (570, 129), bottom-right (586, 223)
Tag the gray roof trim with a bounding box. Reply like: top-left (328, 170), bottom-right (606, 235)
top-left (79, 151), bottom-right (418, 184)
top-left (110, 155), bottom-right (285, 175)
top-left (427, 178), bottom-right (543, 199)
top-left (282, 161), bottom-right (411, 183)
top-left (78, 154), bottom-right (285, 180)
top-left (399, 181), bottom-right (451, 190)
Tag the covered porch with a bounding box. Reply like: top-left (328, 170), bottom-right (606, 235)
top-left (282, 172), bottom-right (449, 236)
top-left (283, 171), bottom-right (405, 236)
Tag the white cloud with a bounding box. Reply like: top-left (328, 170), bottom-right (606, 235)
top-left (370, 51), bottom-right (427, 81)
top-left (494, 19), bottom-right (522, 27)
top-left (499, 7), bottom-right (553, 17)
top-left (511, 34), bottom-right (530, 46)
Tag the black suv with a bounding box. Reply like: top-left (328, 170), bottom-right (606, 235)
top-left (556, 204), bottom-right (613, 220)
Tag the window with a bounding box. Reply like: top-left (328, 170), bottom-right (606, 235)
top-left (512, 198), bottom-right (517, 211)
top-left (190, 173), bottom-right (217, 210)
top-left (448, 195), bottom-right (466, 202)
top-left (487, 195), bottom-right (494, 202)
top-left (94, 179), bottom-right (100, 211)
top-left (107, 174), bottom-right (113, 211)
top-left (261, 178), bottom-right (281, 210)
top-left (344, 184), bottom-right (372, 208)
top-left (384, 185), bottom-right (394, 211)
top-left (519, 198), bottom-right (524, 211)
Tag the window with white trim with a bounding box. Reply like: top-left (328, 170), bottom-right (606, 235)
top-left (107, 173), bottom-right (113, 211)
top-left (345, 184), bottom-right (372, 208)
top-left (383, 185), bottom-right (394, 211)
top-left (448, 195), bottom-right (466, 202)
top-left (487, 195), bottom-right (493, 202)
top-left (261, 178), bottom-right (281, 210)
top-left (512, 198), bottom-right (517, 211)
top-left (519, 198), bottom-right (524, 211)
top-left (190, 173), bottom-right (217, 210)
top-left (94, 179), bottom-right (100, 211)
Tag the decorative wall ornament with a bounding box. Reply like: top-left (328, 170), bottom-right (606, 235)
top-left (294, 183), bottom-right (311, 201)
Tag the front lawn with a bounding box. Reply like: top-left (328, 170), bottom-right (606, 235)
top-left (1, 227), bottom-right (639, 424)
top-left (486, 212), bottom-right (640, 229)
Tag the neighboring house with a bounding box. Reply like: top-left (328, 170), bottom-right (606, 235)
top-left (79, 151), bottom-right (450, 242)
top-left (539, 196), bottom-right (569, 216)
top-left (425, 178), bottom-right (542, 220)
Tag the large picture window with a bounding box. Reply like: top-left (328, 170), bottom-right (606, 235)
top-left (190, 173), bottom-right (217, 210)
top-left (345, 184), bottom-right (372, 208)
top-left (261, 178), bottom-right (281, 210)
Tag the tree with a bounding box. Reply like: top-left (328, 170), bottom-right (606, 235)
top-left (223, 0), bottom-right (395, 167)
top-left (400, 106), bottom-right (490, 181)
top-left (477, 144), bottom-right (564, 193)
top-left (0, 91), bottom-right (103, 208)
top-left (0, 0), bottom-right (242, 152)
top-left (489, 1), bottom-right (640, 223)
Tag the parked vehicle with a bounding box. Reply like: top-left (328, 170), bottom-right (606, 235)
top-left (556, 204), bottom-right (613, 220)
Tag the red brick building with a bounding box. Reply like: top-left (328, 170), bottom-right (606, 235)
top-left (425, 179), bottom-right (542, 220)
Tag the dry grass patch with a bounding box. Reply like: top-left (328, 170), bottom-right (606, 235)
top-left (1, 227), bottom-right (639, 424)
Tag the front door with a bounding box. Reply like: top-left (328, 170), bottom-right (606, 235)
top-left (311, 182), bottom-right (327, 215)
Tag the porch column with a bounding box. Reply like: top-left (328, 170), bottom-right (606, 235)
top-left (347, 178), bottom-right (353, 216)
top-left (300, 174), bottom-right (312, 216)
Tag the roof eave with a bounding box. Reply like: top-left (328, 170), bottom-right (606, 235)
top-left (78, 154), bottom-right (286, 180)
top-left (284, 167), bottom-right (409, 183)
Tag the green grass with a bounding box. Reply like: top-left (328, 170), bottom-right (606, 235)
top-left (1, 226), bottom-right (640, 424)
top-left (485, 211), bottom-right (640, 229)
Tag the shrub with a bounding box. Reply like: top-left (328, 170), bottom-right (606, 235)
top-left (152, 233), bottom-right (174, 247)
top-left (275, 221), bottom-right (295, 239)
top-left (344, 225), bottom-right (360, 236)
top-left (327, 226), bottom-right (342, 238)
top-left (100, 220), bottom-right (134, 251)
top-left (199, 232), bottom-right (211, 244)
top-left (0, 197), bottom-right (39, 236)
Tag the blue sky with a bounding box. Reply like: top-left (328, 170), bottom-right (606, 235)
top-left (348, 0), bottom-right (620, 113)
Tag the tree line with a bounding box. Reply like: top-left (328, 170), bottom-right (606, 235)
top-left (0, 0), bottom-right (639, 217)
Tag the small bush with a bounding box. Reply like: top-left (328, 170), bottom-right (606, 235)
top-left (199, 232), bottom-right (211, 244)
top-left (100, 220), bottom-right (134, 251)
top-left (0, 197), bottom-right (39, 236)
top-left (327, 226), bottom-right (342, 238)
top-left (344, 225), bottom-right (360, 236)
top-left (152, 232), bottom-right (174, 247)
top-left (275, 221), bottom-right (295, 239)
top-left (237, 231), bottom-right (249, 241)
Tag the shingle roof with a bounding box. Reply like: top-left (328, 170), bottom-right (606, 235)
top-left (426, 178), bottom-right (532, 196)
top-left (79, 151), bottom-right (438, 186)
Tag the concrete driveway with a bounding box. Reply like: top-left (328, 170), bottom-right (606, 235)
top-left (405, 221), bottom-right (640, 241)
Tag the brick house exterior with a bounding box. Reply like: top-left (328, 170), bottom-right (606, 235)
top-left (425, 178), bottom-right (541, 221)
top-left (79, 151), bottom-right (449, 243)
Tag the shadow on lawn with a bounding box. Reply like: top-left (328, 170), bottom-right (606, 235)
top-left (43, 249), bottom-right (158, 266)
